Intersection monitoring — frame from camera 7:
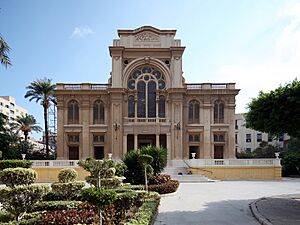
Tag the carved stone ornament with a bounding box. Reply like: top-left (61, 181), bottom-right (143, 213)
top-left (135, 32), bottom-right (160, 42)
top-left (113, 56), bottom-right (120, 60)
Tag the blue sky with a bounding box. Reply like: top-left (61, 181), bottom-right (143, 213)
top-left (1, 0), bottom-right (300, 140)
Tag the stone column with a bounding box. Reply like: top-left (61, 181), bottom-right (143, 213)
top-left (123, 134), bottom-right (127, 155)
top-left (81, 97), bottom-right (90, 159)
top-left (134, 134), bottom-right (138, 150)
top-left (203, 102), bottom-right (212, 159)
top-left (56, 98), bottom-right (65, 159)
top-left (167, 133), bottom-right (171, 161)
top-left (156, 134), bottom-right (160, 148)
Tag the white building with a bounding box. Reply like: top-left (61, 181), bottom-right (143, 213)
top-left (0, 96), bottom-right (28, 123)
top-left (235, 113), bottom-right (289, 153)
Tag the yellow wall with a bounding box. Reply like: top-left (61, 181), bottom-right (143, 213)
top-left (187, 166), bottom-right (282, 180)
top-left (33, 168), bottom-right (90, 183)
top-left (33, 166), bottom-right (282, 182)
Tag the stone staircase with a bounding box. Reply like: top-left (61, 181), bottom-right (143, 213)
top-left (163, 166), bottom-right (214, 183)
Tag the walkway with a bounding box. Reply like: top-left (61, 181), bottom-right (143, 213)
top-left (154, 178), bottom-right (300, 225)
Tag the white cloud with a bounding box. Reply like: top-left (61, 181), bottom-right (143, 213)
top-left (70, 26), bottom-right (95, 39)
top-left (214, 2), bottom-right (300, 113)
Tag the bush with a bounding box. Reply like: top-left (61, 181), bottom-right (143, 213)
top-left (86, 176), bottom-right (122, 188)
top-left (0, 168), bottom-right (37, 188)
top-left (0, 185), bottom-right (49, 221)
top-left (78, 158), bottom-right (123, 188)
top-left (115, 161), bottom-right (127, 177)
top-left (58, 168), bottom-right (78, 183)
top-left (29, 200), bottom-right (82, 212)
top-left (111, 191), bottom-right (146, 223)
top-left (81, 187), bottom-right (118, 208)
top-left (149, 174), bottom-right (171, 185)
top-left (0, 160), bottom-right (32, 170)
top-left (148, 180), bottom-right (179, 194)
top-left (40, 202), bottom-right (99, 225)
top-left (140, 145), bottom-right (167, 176)
top-left (0, 211), bottom-right (14, 223)
top-left (123, 150), bottom-right (146, 185)
top-left (51, 181), bottom-right (85, 200)
top-left (282, 151), bottom-right (300, 176)
top-left (124, 192), bottom-right (160, 225)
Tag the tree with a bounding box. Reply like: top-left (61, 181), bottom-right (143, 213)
top-left (0, 36), bottom-right (11, 68)
top-left (245, 79), bottom-right (300, 138)
top-left (252, 141), bottom-right (278, 158)
top-left (24, 78), bottom-right (56, 158)
top-left (11, 114), bottom-right (42, 141)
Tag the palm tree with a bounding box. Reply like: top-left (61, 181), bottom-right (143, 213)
top-left (0, 36), bottom-right (11, 68)
top-left (11, 114), bottom-right (42, 141)
top-left (25, 78), bottom-right (56, 158)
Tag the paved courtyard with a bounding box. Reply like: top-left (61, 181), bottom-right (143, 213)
top-left (154, 178), bottom-right (300, 225)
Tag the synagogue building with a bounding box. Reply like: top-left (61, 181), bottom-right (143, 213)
top-left (55, 26), bottom-right (240, 161)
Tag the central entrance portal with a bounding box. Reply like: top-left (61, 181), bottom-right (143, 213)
top-left (138, 134), bottom-right (156, 148)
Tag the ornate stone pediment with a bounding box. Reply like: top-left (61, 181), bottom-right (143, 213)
top-left (135, 32), bottom-right (160, 42)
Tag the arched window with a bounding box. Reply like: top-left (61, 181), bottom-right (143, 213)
top-left (148, 81), bottom-right (156, 118)
top-left (93, 100), bottom-right (104, 124)
top-left (188, 100), bottom-right (200, 123)
top-left (128, 66), bottom-right (166, 118)
top-left (159, 95), bottom-right (166, 118)
top-left (128, 96), bottom-right (135, 118)
top-left (68, 100), bottom-right (79, 124)
top-left (137, 81), bottom-right (146, 117)
top-left (214, 100), bottom-right (224, 123)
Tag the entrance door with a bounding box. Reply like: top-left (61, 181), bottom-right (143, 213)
top-left (214, 145), bottom-right (224, 159)
top-left (69, 146), bottom-right (79, 160)
top-left (94, 146), bottom-right (104, 159)
top-left (138, 134), bottom-right (156, 149)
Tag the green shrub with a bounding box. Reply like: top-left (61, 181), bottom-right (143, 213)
top-left (0, 168), bottom-right (37, 188)
top-left (282, 151), bottom-right (300, 175)
top-left (81, 187), bottom-right (118, 208)
top-left (124, 192), bottom-right (160, 225)
top-left (0, 211), bottom-right (14, 222)
top-left (123, 150), bottom-right (145, 185)
top-left (0, 185), bottom-right (49, 221)
top-left (58, 168), bottom-right (78, 183)
top-left (115, 161), bottom-right (127, 177)
top-left (0, 160), bottom-right (32, 170)
top-left (29, 200), bottom-right (82, 212)
top-left (51, 181), bottom-right (85, 200)
top-left (140, 145), bottom-right (167, 176)
top-left (148, 179), bottom-right (179, 194)
top-left (86, 176), bottom-right (122, 188)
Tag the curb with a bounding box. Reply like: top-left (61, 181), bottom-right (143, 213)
top-left (160, 190), bottom-right (178, 197)
top-left (249, 198), bottom-right (273, 225)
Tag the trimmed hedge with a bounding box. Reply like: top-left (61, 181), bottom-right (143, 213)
top-left (29, 201), bottom-right (82, 212)
top-left (51, 181), bottom-right (85, 200)
top-left (58, 168), bottom-right (78, 183)
top-left (0, 211), bottom-right (14, 223)
top-left (124, 192), bottom-right (160, 225)
top-left (149, 174), bottom-right (171, 185)
top-left (0, 185), bottom-right (49, 221)
top-left (0, 160), bottom-right (32, 170)
top-left (148, 179), bottom-right (179, 194)
top-left (0, 168), bottom-right (37, 187)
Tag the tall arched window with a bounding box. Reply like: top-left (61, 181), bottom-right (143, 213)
top-left (128, 66), bottom-right (166, 118)
top-left (188, 100), bottom-right (200, 123)
top-left (159, 95), bottom-right (166, 118)
top-left (214, 100), bottom-right (224, 123)
top-left (128, 96), bottom-right (135, 118)
top-left (68, 100), bottom-right (79, 124)
top-left (93, 100), bottom-right (104, 124)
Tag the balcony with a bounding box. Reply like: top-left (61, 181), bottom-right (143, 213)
top-left (124, 117), bottom-right (167, 123)
top-left (186, 83), bottom-right (236, 90)
top-left (56, 83), bottom-right (110, 90)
